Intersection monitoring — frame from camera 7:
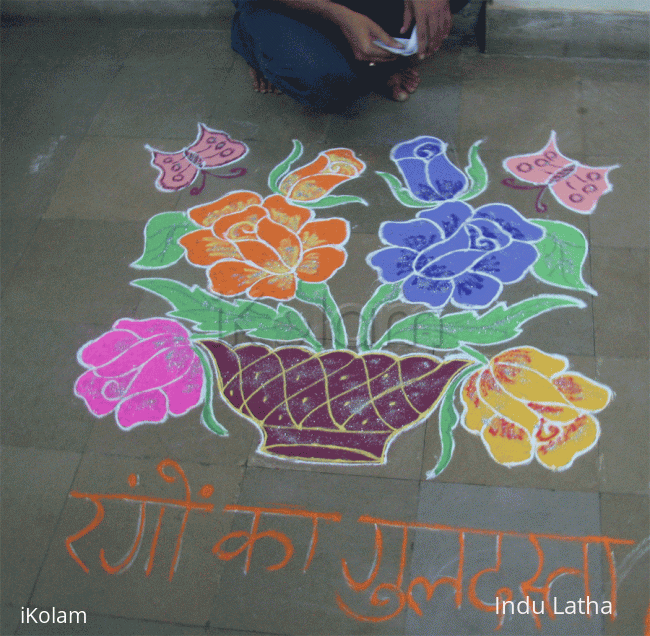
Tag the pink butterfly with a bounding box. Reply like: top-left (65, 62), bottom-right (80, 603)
top-left (146, 124), bottom-right (248, 195)
top-left (502, 131), bottom-right (617, 214)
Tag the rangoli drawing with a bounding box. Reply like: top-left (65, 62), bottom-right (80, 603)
top-left (146, 123), bottom-right (248, 196)
top-left (75, 132), bottom-right (615, 477)
top-left (501, 131), bottom-right (617, 215)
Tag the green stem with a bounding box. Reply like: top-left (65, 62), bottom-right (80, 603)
top-left (296, 280), bottom-right (347, 349)
top-left (193, 344), bottom-right (228, 436)
top-left (459, 345), bottom-right (489, 365)
top-left (426, 363), bottom-right (481, 479)
top-left (357, 283), bottom-right (401, 352)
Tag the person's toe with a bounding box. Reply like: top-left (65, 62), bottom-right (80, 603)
top-left (403, 70), bottom-right (420, 93)
top-left (387, 69), bottom-right (419, 101)
top-left (395, 88), bottom-right (409, 101)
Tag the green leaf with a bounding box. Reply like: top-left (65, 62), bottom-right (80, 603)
top-left (458, 140), bottom-right (488, 201)
top-left (295, 194), bottom-right (368, 208)
top-left (131, 278), bottom-right (321, 348)
top-left (531, 220), bottom-right (597, 295)
top-left (426, 364), bottom-right (481, 479)
top-left (375, 171), bottom-right (437, 208)
top-left (250, 304), bottom-right (322, 346)
top-left (194, 345), bottom-right (228, 436)
top-left (268, 139), bottom-right (303, 194)
top-left (374, 295), bottom-right (586, 351)
top-left (131, 212), bottom-right (199, 269)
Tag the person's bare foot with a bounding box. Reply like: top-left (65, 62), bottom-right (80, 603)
top-left (249, 67), bottom-right (282, 94)
top-left (386, 66), bottom-right (420, 102)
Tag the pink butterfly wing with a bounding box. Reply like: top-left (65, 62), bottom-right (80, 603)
top-left (187, 124), bottom-right (248, 169)
top-left (148, 149), bottom-right (199, 192)
top-left (550, 164), bottom-right (617, 214)
top-left (503, 131), bottom-right (573, 185)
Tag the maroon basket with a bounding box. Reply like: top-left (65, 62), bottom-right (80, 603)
top-left (203, 340), bottom-right (470, 464)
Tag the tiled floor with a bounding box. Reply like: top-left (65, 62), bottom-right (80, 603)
top-left (1, 9), bottom-right (648, 636)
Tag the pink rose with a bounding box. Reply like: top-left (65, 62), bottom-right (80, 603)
top-left (75, 318), bottom-right (204, 429)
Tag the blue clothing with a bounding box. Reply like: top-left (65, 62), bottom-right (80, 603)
top-left (231, 0), bottom-right (470, 111)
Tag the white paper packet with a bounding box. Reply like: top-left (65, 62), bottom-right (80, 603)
top-left (374, 26), bottom-right (419, 56)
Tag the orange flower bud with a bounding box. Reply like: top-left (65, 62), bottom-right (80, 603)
top-left (279, 149), bottom-right (365, 202)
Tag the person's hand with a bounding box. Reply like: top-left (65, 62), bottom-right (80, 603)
top-left (333, 7), bottom-right (402, 63)
top-left (401, 0), bottom-right (452, 59)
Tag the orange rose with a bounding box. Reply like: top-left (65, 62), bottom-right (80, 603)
top-left (278, 149), bottom-right (365, 202)
top-left (460, 347), bottom-right (612, 471)
top-left (180, 191), bottom-right (349, 300)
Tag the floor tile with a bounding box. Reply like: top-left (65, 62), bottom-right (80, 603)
top-left (2, 24), bottom-right (140, 67)
top-left (1, 318), bottom-right (98, 452)
top-left (2, 601), bottom-right (21, 636)
top-left (15, 612), bottom-right (206, 635)
top-left (2, 220), bottom-right (145, 323)
top-left (595, 358), bottom-right (650, 495)
top-left (1, 23), bottom-right (31, 72)
top-left (42, 136), bottom-right (183, 221)
top-left (1, 446), bottom-right (81, 635)
top-left (458, 56), bottom-right (583, 155)
top-left (486, 10), bottom-right (650, 62)
top-left (408, 483), bottom-right (605, 635)
top-left (208, 467), bottom-right (419, 634)
top-left (570, 12), bottom-right (650, 60)
top-left (30, 454), bottom-right (243, 626)
top-left (587, 157), bottom-right (649, 250)
top-left (600, 493), bottom-right (649, 636)
top-left (87, 64), bottom-right (230, 138)
top-left (486, 10), bottom-right (573, 58)
top-left (85, 399), bottom-right (258, 468)
top-left (208, 628), bottom-right (286, 636)
top-left (591, 247), bottom-right (649, 359)
top-left (122, 28), bottom-right (234, 72)
top-left (3, 58), bottom-right (120, 141)
top-left (571, 57), bottom-right (650, 84)
top-left (1, 132), bottom-right (84, 283)
top-left (1, 59), bottom-right (56, 137)
top-left (580, 79), bottom-right (649, 159)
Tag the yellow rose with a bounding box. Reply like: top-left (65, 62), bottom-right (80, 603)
top-left (461, 347), bottom-right (612, 471)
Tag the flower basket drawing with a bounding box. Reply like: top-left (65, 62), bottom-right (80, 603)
top-left (204, 340), bottom-right (469, 463)
top-left (75, 134), bottom-right (613, 476)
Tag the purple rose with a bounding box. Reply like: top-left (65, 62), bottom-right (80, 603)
top-left (391, 136), bottom-right (468, 202)
top-left (368, 201), bottom-right (544, 309)
top-left (75, 318), bottom-right (204, 429)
